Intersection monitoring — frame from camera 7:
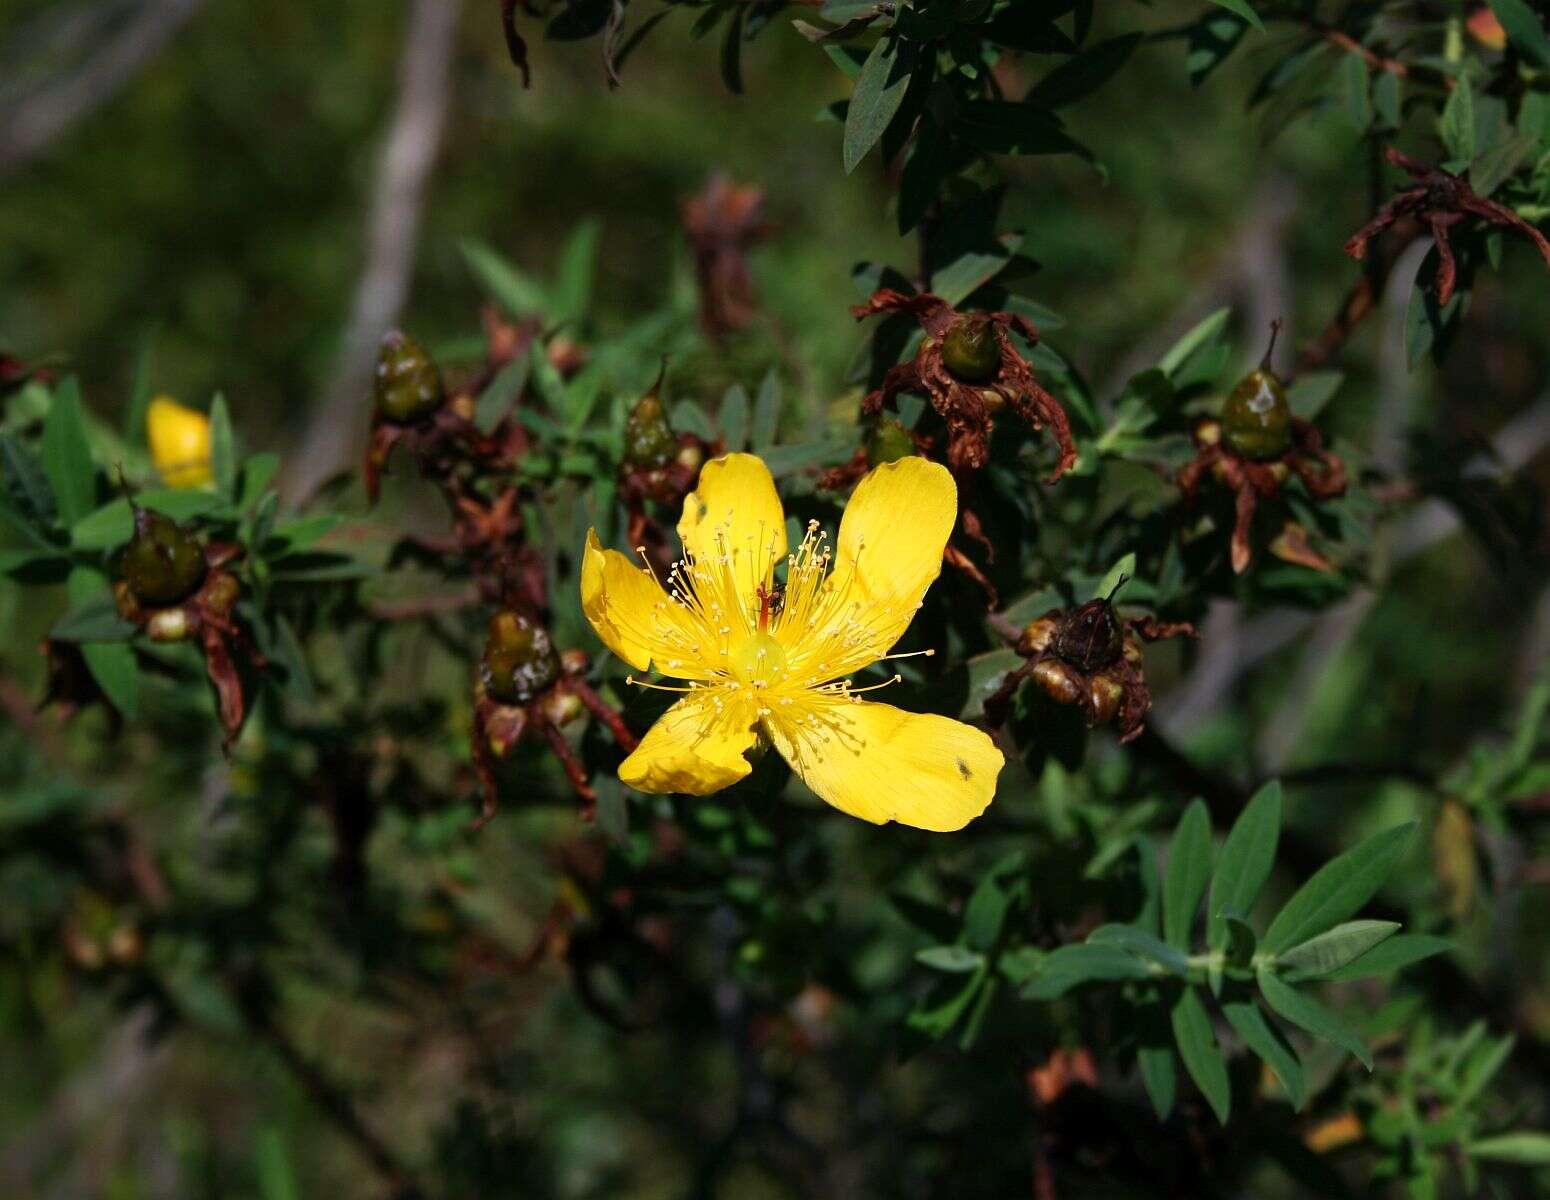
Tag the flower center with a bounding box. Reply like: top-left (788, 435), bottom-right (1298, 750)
top-left (729, 630), bottom-right (789, 688)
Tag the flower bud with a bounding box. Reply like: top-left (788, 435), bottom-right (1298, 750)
top-left (481, 611), bottom-right (560, 705)
top-left (374, 331), bottom-right (444, 424)
top-left (1222, 368), bottom-right (1292, 461)
top-left (865, 417), bottom-right (916, 466)
top-left (940, 317), bottom-right (1001, 383)
top-left (147, 397), bottom-right (213, 489)
top-left (147, 607), bottom-right (194, 642)
top-left (624, 391), bottom-right (678, 470)
top-left (121, 507), bottom-right (205, 606)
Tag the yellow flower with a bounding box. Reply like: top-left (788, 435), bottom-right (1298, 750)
top-left (581, 453), bottom-right (1003, 830)
top-left (147, 397), bottom-right (212, 489)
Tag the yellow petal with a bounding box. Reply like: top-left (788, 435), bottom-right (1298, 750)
top-left (580, 529), bottom-right (709, 677)
top-left (677, 453), bottom-right (787, 599)
top-left (766, 696), bottom-right (1001, 831)
top-left (806, 456), bottom-right (956, 677)
top-left (619, 689), bottom-right (760, 795)
top-left (147, 397), bottom-right (213, 490)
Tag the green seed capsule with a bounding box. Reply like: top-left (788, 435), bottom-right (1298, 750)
top-left (623, 392), bottom-right (678, 470)
top-left (1222, 368), bottom-right (1292, 461)
top-left (866, 417), bottom-right (916, 466)
top-left (374, 331), bottom-right (444, 424)
top-left (940, 317), bottom-right (1001, 383)
top-left (482, 611), bottom-right (560, 705)
top-left (121, 507), bottom-right (205, 606)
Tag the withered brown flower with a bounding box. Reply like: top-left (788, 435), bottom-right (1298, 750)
top-left (851, 288), bottom-right (1077, 481)
top-left (984, 596), bottom-right (1194, 744)
top-left (470, 611), bottom-right (638, 827)
top-left (112, 532), bottom-right (263, 748)
top-left (1346, 146), bottom-right (1550, 305)
top-left (1176, 414), bottom-right (1346, 576)
top-left (681, 174), bottom-right (771, 342)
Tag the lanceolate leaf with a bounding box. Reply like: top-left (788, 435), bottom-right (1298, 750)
top-left (1257, 966), bottom-right (1372, 1070)
top-left (1206, 0), bottom-right (1263, 32)
top-left (1163, 799), bottom-right (1212, 949)
top-left (1207, 780), bottom-right (1281, 950)
top-left (1262, 823), bottom-right (1416, 953)
top-left (1467, 1131), bottom-right (1550, 1164)
top-left (1320, 933), bottom-right (1452, 981)
top-left (1020, 944), bottom-right (1152, 999)
top-left (66, 567), bottom-right (138, 717)
top-left (1135, 994), bottom-right (1177, 1120)
top-left (1222, 991), bottom-right (1305, 1109)
top-left (42, 380), bottom-right (96, 526)
top-left (1278, 920), bottom-right (1400, 979)
top-left (210, 393), bottom-right (237, 502)
top-left (843, 36), bottom-right (914, 174)
top-left (1170, 986), bottom-right (1232, 1123)
top-left (1487, 0), bottom-right (1550, 68)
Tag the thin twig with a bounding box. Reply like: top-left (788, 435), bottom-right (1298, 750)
top-left (0, 0), bottom-right (209, 178)
top-left (282, 0), bottom-right (463, 503)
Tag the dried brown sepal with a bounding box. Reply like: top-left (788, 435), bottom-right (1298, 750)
top-left (851, 288), bottom-right (1077, 481)
top-left (112, 542), bottom-right (264, 749)
top-left (1177, 417), bottom-right (1346, 574)
top-left (38, 639), bottom-right (120, 731)
top-left (986, 600), bottom-right (1195, 743)
top-left (1345, 147), bottom-right (1550, 305)
top-left (681, 175), bottom-right (772, 342)
top-left (499, 0), bottom-right (532, 87)
top-left (469, 640), bottom-right (638, 830)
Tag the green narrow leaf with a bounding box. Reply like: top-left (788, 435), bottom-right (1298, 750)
top-left (720, 4), bottom-right (746, 94)
top-left (843, 36), bottom-right (913, 174)
top-left (66, 567), bottom-right (138, 717)
top-left (1339, 53), bottom-right (1372, 132)
top-left (460, 238), bottom-right (548, 314)
top-left (1136, 994), bottom-right (1177, 1120)
top-left (1158, 308), bottom-right (1230, 377)
top-left (0, 430), bottom-right (59, 528)
top-left (1488, 0), bottom-right (1550, 67)
top-left (1222, 992), bottom-right (1305, 1109)
top-left (1092, 552), bottom-right (1136, 603)
top-left (1087, 924), bottom-right (1189, 974)
top-left (1163, 799), bottom-right (1212, 949)
top-left (718, 385), bottom-right (750, 451)
top-left (254, 1127), bottom-right (300, 1200)
top-left (1467, 1131), bottom-right (1550, 1164)
top-left (1256, 966), bottom-right (1371, 1069)
top-left (916, 945), bottom-right (986, 973)
top-left (1287, 372), bottom-right (1344, 421)
top-left (1170, 986), bottom-right (1232, 1123)
top-left (1208, 780), bottom-right (1281, 950)
top-left (42, 379), bottom-right (96, 526)
top-left (553, 218), bottom-right (601, 322)
top-left (752, 370), bottom-right (780, 449)
top-left (1321, 932), bottom-right (1452, 981)
top-left (1438, 80), bottom-right (1476, 164)
top-left (1206, 0), bottom-right (1263, 32)
top-left (1019, 944), bottom-right (1153, 999)
top-left (1279, 920), bottom-right (1400, 979)
top-left (1457, 1034), bottom-right (1515, 1105)
top-left (1025, 33), bottom-right (1143, 109)
top-left (72, 491), bottom-right (226, 550)
top-left (209, 393), bottom-right (236, 501)
top-left (1262, 822), bottom-right (1416, 953)
top-left (476, 354), bottom-right (529, 435)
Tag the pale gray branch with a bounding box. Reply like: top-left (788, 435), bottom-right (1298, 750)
top-left (0, 0), bottom-right (208, 179)
top-left (282, 0), bottom-right (462, 503)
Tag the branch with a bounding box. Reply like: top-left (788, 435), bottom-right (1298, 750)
top-left (0, 0), bottom-right (208, 179)
top-left (282, 0), bottom-right (463, 504)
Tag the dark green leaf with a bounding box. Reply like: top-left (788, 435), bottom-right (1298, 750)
top-left (1207, 780), bottom-right (1281, 950)
top-left (1092, 553), bottom-right (1135, 603)
top-left (1020, 944), bottom-right (1153, 999)
top-left (66, 568), bottom-right (138, 716)
top-left (1025, 34), bottom-right (1142, 108)
top-left (124, 326), bottom-right (159, 446)
top-left (1320, 933), bottom-right (1452, 981)
top-left (1170, 986), bottom-right (1232, 1123)
top-left (476, 355), bottom-right (529, 434)
top-left (1256, 966), bottom-right (1371, 1069)
top-left (1467, 1132), bottom-right (1550, 1163)
top-left (1087, 924), bottom-right (1188, 974)
top-left (1163, 799), bottom-right (1212, 949)
top-left (983, 8), bottom-right (1077, 52)
top-left (1287, 372), bottom-right (1343, 420)
top-left (843, 36), bottom-right (913, 174)
top-left (954, 102), bottom-right (1089, 158)
top-left (460, 238), bottom-right (547, 314)
top-left (916, 945), bottom-right (986, 973)
top-left (1222, 991), bottom-right (1305, 1109)
top-left (1339, 53), bottom-right (1371, 133)
top-left (720, 5), bottom-right (746, 94)
top-left (1136, 995), bottom-right (1177, 1119)
top-left (1206, 0), bottom-right (1262, 32)
top-left (1279, 920), bottom-right (1400, 979)
top-left (72, 491), bottom-right (227, 550)
top-left (554, 219), bottom-right (601, 321)
top-left (1439, 80), bottom-right (1476, 164)
top-left (718, 385), bottom-right (750, 450)
top-left (1158, 308), bottom-right (1230, 377)
top-left (0, 430), bottom-right (58, 529)
top-left (752, 370), bottom-right (780, 449)
top-left (1262, 822), bottom-right (1416, 953)
top-left (209, 393), bottom-right (237, 502)
top-left (42, 380), bottom-right (96, 526)
top-left (51, 597), bottom-right (138, 643)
